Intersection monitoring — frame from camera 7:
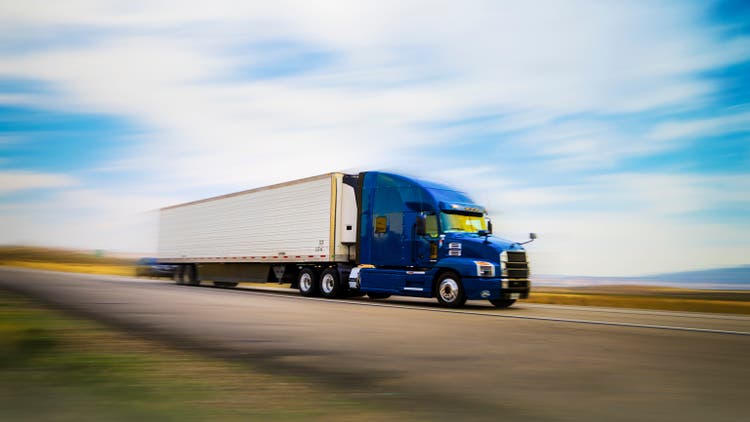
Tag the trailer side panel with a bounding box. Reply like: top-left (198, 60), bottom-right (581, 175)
top-left (158, 174), bottom-right (334, 263)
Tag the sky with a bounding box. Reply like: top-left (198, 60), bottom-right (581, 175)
top-left (0, 0), bottom-right (748, 277)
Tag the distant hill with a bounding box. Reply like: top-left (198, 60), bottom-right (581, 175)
top-left (535, 266), bottom-right (750, 290)
top-left (641, 266), bottom-right (750, 285)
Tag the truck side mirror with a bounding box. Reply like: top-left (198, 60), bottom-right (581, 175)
top-left (415, 214), bottom-right (426, 236)
top-left (487, 220), bottom-right (493, 234)
top-left (517, 232), bottom-right (538, 246)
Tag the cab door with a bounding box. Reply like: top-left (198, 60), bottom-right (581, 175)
top-left (410, 212), bottom-right (439, 267)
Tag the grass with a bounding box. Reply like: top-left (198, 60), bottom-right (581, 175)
top-left (1, 260), bottom-right (135, 276)
top-left (0, 291), bottom-right (408, 421)
top-left (527, 289), bottom-right (750, 314)
top-left (0, 246), bottom-right (136, 276)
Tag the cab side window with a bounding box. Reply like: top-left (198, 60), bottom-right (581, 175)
top-left (375, 216), bottom-right (387, 233)
top-left (425, 213), bottom-right (438, 238)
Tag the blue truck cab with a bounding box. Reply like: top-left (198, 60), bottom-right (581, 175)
top-left (350, 172), bottom-right (532, 308)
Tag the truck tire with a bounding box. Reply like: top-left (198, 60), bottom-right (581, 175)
top-left (173, 265), bottom-right (185, 284)
top-left (436, 272), bottom-right (466, 308)
top-left (320, 268), bottom-right (342, 299)
top-left (490, 299), bottom-right (516, 308)
top-left (298, 268), bottom-right (319, 297)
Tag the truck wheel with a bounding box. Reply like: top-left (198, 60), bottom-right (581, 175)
top-left (298, 268), bottom-right (319, 297)
top-left (490, 299), bottom-right (516, 308)
top-left (436, 272), bottom-right (466, 308)
top-left (320, 268), bottom-right (342, 299)
top-left (173, 265), bottom-right (185, 284)
top-left (367, 292), bottom-right (391, 300)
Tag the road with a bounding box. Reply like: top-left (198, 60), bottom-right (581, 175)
top-left (1, 267), bottom-right (749, 421)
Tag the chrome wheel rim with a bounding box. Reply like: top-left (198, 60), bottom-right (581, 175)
top-left (300, 273), bottom-right (312, 292)
top-left (439, 278), bottom-right (459, 303)
top-left (321, 273), bottom-right (335, 294)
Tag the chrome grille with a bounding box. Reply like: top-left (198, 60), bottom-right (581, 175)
top-left (504, 251), bottom-right (529, 279)
top-left (507, 251), bottom-right (526, 263)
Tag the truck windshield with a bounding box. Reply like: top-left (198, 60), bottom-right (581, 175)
top-left (440, 212), bottom-right (487, 233)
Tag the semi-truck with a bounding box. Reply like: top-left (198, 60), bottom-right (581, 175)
top-left (158, 171), bottom-right (533, 308)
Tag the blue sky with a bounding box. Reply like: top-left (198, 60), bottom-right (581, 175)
top-left (0, 1), bottom-right (748, 276)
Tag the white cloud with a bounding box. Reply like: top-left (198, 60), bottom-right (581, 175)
top-left (592, 173), bottom-right (750, 216)
top-left (480, 172), bottom-right (750, 218)
top-left (0, 171), bottom-right (78, 194)
top-left (1, 0), bottom-right (742, 189)
top-left (505, 212), bottom-right (749, 276)
top-left (0, 1), bottom-right (748, 274)
top-left (503, 120), bottom-right (657, 171)
top-left (484, 172), bottom-right (750, 276)
top-left (0, 93), bottom-right (41, 107)
top-left (0, 187), bottom-right (184, 252)
top-left (648, 110), bottom-right (750, 141)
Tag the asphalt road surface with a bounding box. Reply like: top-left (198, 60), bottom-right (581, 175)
top-left (1, 267), bottom-right (749, 421)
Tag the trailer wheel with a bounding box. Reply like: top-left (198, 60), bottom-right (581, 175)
top-left (173, 265), bottom-right (185, 284)
top-left (490, 299), bottom-right (516, 308)
top-left (436, 272), bottom-right (466, 308)
top-left (298, 268), bottom-right (319, 297)
top-left (320, 268), bottom-right (342, 299)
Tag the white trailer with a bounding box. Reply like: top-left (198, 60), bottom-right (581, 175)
top-left (158, 173), bottom-right (359, 287)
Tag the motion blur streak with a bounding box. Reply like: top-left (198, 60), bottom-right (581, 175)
top-left (1, 268), bottom-right (748, 422)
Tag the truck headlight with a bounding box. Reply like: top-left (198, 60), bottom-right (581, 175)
top-left (501, 280), bottom-right (508, 289)
top-left (475, 261), bottom-right (495, 277)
